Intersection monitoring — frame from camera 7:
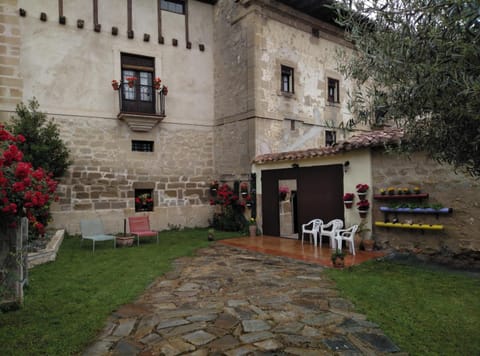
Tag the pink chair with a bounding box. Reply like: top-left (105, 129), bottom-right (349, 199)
top-left (128, 216), bottom-right (159, 246)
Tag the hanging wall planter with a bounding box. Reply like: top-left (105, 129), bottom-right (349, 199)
top-left (343, 193), bottom-right (354, 209)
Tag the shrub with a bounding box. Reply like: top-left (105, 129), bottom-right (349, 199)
top-left (209, 183), bottom-right (247, 231)
top-left (7, 99), bottom-right (71, 179)
top-left (0, 125), bottom-right (58, 237)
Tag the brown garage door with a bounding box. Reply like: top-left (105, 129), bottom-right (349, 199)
top-left (261, 165), bottom-right (344, 237)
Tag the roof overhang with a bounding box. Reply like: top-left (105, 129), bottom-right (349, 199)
top-left (253, 128), bottom-right (404, 164)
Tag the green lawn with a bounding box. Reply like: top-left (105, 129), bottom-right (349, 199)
top-left (325, 259), bottom-right (480, 356)
top-left (2, 232), bottom-right (479, 356)
top-left (0, 228), bottom-right (243, 356)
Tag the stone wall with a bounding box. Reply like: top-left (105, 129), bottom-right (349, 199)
top-left (2, 1), bottom-right (218, 233)
top-left (50, 116), bottom-right (215, 233)
top-left (372, 150), bottom-right (480, 268)
top-left (0, 0), bottom-right (22, 117)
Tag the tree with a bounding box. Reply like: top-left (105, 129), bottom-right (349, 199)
top-left (334, 0), bottom-right (480, 176)
top-left (7, 99), bottom-right (71, 179)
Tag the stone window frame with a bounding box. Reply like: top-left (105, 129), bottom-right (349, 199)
top-left (276, 59), bottom-right (298, 99)
top-left (327, 77), bottom-right (340, 104)
top-left (133, 182), bottom-right (156, 212)
top-left (132, 140), bottom-right (154, 152)
top-left (325, 130), bottom-right (336, 146)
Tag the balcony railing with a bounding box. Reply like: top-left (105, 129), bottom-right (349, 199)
top-left (115, 82), bottom-right (167, 132)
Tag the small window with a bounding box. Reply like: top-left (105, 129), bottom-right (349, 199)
top-left (135, 189), bottom-right (154, 212)
top-left (160, 0), bottom-right (185, 14)
top-left (132, 140), bottom-right (154, 152)
top-left (281, 65), bottom-right (294, 94)
top-left (327, 78), bottom-right (340, 103)
top-left (325, 130), bottom-right (336, 146)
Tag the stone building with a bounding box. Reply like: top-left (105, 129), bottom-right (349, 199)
top-left (0, 0), bottom-right (360, 233)
top-left (0, 0), bottom-right (478, 265)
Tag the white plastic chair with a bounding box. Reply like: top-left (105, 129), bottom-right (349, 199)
top-left (333, 224), bottom-right (359, 255)
top-left (320, 219), bottom-right (344, 248)
top-left (301, 219), bottom-right (323, 246)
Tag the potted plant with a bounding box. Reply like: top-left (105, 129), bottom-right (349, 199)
top-left (331, 249), bottom-right (345, 268)
top-left (240, 182), bottom-right (248, 198)
top-left (162, 85), bottom-right (168, 96)
top-left (279, 186), bottom-right (289, 201)
top-left (245, 196), bottom-right (253, 208)
top-left (116, 219), bottom-right (135, 247)
top-left (248, 218), bottom-right (257, 237)
top-left (387, 187), bottom-right (395, 195)
top-left (362, 235), bottom-right (375, 252)
top-left (379, 188), bottom-right (386, 195)
top-left (207, 228), bottom-right (215, 241)
top-left (413, 186), bottom-right (421, 194)
top-left (153, 77), bottom-right (162, 90)
top-left (343, 193), bottom-right (354, 208)
top-left (357, 199), bottom-right (370, 218)
top-left (126, 76), bottom-right (136, 88)
top-left (111, 79), bottom-right (120, 90)
top-left (135, 193), bottom-right (153, 212)
top-left (355, 221), bottom-right (371, 251)
top-left (356, 183), bottom-right (369, 200)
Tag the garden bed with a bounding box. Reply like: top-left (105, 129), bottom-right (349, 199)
top-left (28, 229), bottom-right (65, 269)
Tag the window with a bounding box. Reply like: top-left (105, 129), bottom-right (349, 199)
top-left (121, 53), bottom-right (155, 114)
top-left (325, 130), bottom-right (336, 146)
top-left (281, 65), bottom-right (294, 93)
top-left (160, 0), bottom-right (185, 14)
top-left (327, 78), bottom-right (340, 103)
top-left (132, 140), bottom-right (154, 152)
top-left (135, 189), bottom-right (154, 212)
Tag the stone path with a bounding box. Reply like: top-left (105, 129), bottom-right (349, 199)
top-left (84, 244), bottom-right (401, 355)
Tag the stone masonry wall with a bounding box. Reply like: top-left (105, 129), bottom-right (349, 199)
top-left (50, 116), bottom-right (215, 234)
top-left (0, 0), bottom-right (22, 118)
top-left (372, 150), bottom-right (480, 268)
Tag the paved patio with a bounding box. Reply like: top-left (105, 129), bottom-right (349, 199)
top-left (220, 235), bottom-right (388, 268)
top-left (84, 243), bottom-right (400, 355)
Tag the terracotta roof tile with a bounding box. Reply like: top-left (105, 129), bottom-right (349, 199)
top-left (253, 128), bottom-right (404, 164)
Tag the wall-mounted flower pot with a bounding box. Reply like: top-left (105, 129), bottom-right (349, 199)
top-left (358, 209), bottom-right (368, 219)
top-left (357, 192), bottom-right (367, 201)
top-left (344, 201), bottom-right (353, 209)
top-left (241, 191), bottom-right (248, 198)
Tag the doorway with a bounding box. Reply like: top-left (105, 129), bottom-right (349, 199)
top-left (261, 164), bottom-right (344, 239)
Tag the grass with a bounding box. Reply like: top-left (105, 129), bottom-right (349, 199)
top-left (325, 259), bottom-right (480, 356)
top-left (0, 228), bottom-right (243, 356)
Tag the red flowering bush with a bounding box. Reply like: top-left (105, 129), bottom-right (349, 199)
top-left (0, 125), bottom-right (58, 237)
top-left (209, 183), bottom-right (247, 231)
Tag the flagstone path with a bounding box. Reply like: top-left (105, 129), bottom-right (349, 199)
top-left (84, 244), bottom-right (401, 355)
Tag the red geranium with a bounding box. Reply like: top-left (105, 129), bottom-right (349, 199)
top-left (0, 125), bottom-right (58, 235)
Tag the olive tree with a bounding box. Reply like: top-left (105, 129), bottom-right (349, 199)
top-left (334, 0), bottom-right (480, 175)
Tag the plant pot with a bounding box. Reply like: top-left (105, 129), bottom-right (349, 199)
top-left (344, 201), bottom-right (353, 209)
top-left (279, 192), bottom-right (287, 201)
top-left (332, 257), bottom-right (345, 268)
top-left (241, 192), bottom-right (248, 198)
top-left (249, 225), bottom-right (257, 237)
top-left (354, 233), bottom-right (362, 251)
top-left (116, 236), bottom-right (135, 247)
top-left (362, 239), bottom-right (374, 252)
top-left (358, 209), bottom-right (368, 219)
top-left (357, 192), bottom-right (367, 201)
top-left (112, 83), bottom-right (119, 90)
